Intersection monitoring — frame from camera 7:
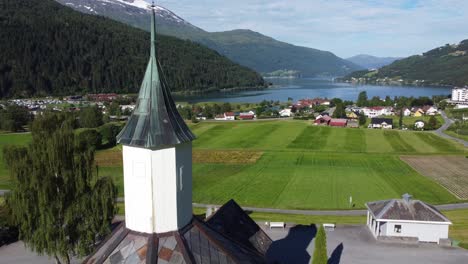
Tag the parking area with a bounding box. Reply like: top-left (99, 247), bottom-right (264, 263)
top-left (2, 224), bottom-right (467, 264)
top-left (263, 224), bottom-right (468, 264)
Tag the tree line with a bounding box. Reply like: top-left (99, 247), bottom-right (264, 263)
top-left (0, 0), bottom-right (265, 99)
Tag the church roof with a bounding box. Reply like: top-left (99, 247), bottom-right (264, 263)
top-left (116, 4), bottom-right (195, 149)
top-left (84, 200), bottom-right (271, 264)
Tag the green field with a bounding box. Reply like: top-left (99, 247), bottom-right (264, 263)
top-left (0, 121), bottom-right (466, 210)
top-left (0, 133), bottom-right (31, 189)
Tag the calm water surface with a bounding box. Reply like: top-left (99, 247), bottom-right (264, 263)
top-left (177, 78), bottom-right (452, 103)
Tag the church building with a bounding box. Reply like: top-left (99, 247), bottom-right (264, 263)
top-left (84, 3), bottom-right (271, 264)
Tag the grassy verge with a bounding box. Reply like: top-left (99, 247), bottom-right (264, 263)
top-left (445, 130), bottom-right (468, 142)
top-left (445, 209), bottom-right (468, 249)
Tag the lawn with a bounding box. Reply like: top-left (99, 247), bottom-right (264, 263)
top-left (0, 121), bottom-right (465, 210)
top-left (0, 133), bottom-right (31, 189)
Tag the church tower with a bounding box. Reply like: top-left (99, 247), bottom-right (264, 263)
top-left (116, 2), bottom-right (196, 234)
top-left (85, 3), bottom-right (271, 263)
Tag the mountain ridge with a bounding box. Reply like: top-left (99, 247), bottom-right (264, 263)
top-left (56, 0), bottom-right (363, 77)
top-left (342, 40), bottom-right (468, 86)
top-left (0, 0), bottom-right (265, 98)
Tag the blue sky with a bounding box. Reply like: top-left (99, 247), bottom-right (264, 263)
top-left (151, 0), bottom-right (468, 58)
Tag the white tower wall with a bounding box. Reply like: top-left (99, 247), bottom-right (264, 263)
top-left (122, 142), bottom-right (192, 234)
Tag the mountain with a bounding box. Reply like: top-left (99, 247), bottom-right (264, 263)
top-left (55, 0), bottom-right (363, 77)
top-left (346, 54), bottom-right (402, 69)
top-left (342, 40), bottom-right (468, 86)
top-left (0, 0), bottom-right (265, 98)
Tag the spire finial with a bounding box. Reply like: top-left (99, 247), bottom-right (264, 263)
top-left (151, 1), bottom-right (155, 9)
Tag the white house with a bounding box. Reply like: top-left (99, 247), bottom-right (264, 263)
top-left (279, 108), bottom-right (292, 117)
top-left (224, 112), bottom-right (235, 120)
top-left (403, 108), bottom-right (411, 117)
top-left (362, 107), bottom-right (393, 118)
top-left (369, 118), bottom-right (393, 129)
top-left (424, 106), bottom-right (439, 116)
top-left (366, 194), bottom-right (452, 244)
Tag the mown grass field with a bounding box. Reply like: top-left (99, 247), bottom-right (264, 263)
top-left (0, 133), bottom-right (31, 189)
top-left (0, 121), bottom-right (465, 209)
top-left (91, 120), bottom-right (466, 210)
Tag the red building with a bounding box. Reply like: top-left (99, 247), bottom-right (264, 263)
top-left (329, 118), bottom-right (348, 127)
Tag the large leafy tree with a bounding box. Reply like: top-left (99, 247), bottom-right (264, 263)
top-left (4, 113), bottom-right (117, 264)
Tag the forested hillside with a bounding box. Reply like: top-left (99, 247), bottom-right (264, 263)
top-left (0, 0), bottom-right (264, 98)
top-left (56, 0), bottom-right (362, 77)
top-left (343, 40), bottom-right (468, 86)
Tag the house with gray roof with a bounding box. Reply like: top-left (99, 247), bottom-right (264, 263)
top-left (366, 194), bottom-right (452, 244)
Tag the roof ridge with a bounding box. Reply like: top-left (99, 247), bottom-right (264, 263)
top-left (418, 200), bottom-right (452, 223)
top-left (375, 199), bottom-right (397, 219)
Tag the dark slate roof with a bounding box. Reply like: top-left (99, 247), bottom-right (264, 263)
top-left (206, 200), bottom-right (272, 255)
top-left (116, 6), bottom-right (195, 149)
top-left (366, 199), bottom-right (451, 223)
top-left (370, 118), bottom-right (393, 125)
top-left (84, 201), bottom-right (271, 264)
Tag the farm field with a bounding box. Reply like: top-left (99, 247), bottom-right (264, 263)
top-left (401, 156), bottom-right (468, 199)
top-left (90, 121), bottom-right (465, 210)
top-left (0, 121), bottom-right (465, 210)
top-left (190, 121), bottom-right (465, 154)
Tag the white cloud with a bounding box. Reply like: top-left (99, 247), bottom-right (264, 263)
top-left (153, 0), bottom-right (468, 57)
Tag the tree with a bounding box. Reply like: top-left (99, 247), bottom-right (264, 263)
top-left (0, 105), bottom-right (32, 132)
top-left (79, 106), bottom-right (103, 128)
top-left (427, 116), bottom-right (438, 130)
top-left (359, 114), bottom-right (367, 126)
top-left (312, 225), bottom-right (328, 264)
top-left (221, 102), bottom-right (232, 113)
top-left (333, 103), bottom-right (345, 118)
top-left (99, 123), bottom-right (122, 147)
top-left (4, 113), bottom-right (117, 264)
top-left (357, 91), bottom-right (368, 107)
top-left (399, 108), bottom-right (404, 129)
top-left (76, 128), bottom-right (102, 150)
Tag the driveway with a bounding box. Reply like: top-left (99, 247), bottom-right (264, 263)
top-left (435, 111), bottom-right (468, 147)
top-left (263, 224), bottom-right (468, 264)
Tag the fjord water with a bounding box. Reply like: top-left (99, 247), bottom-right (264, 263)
top-left (180, 78), bottom-right (453, 103)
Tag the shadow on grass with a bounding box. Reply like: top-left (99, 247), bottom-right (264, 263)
top-left (266, 224), bottom-right (317, 264)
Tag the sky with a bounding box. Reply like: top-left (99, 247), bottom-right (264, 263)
top-left (149, 0), bottom-right (468, 58)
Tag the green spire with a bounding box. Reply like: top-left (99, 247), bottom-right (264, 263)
top-left (116, 3), bottom-right (195, 149)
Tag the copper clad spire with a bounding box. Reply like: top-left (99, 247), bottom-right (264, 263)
top-left (116, 4), bottom-right (195, 149)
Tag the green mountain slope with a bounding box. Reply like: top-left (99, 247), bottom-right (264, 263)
top-left (346, 54), bottom-right (402, 69)
top-left (55, 0), bottom-right (362, 77)
top-left (343, 41), bottom-right (468, 86)
top-left (0, 0), bottom-right (264, 98)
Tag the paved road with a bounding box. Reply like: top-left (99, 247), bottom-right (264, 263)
top-left (192, 202), bottom-right (468, 216)
top-left (435, 110), bottom-right (468, 147)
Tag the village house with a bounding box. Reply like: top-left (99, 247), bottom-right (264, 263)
top-left (279, 108), bottom-right (292, 117)
top-left (369, 118), bottom-right (393, 129)
top-left (402, 108), bottom-right (411, 116)
top-left (224, 112), bottom-right (235, 120)
top-left (366, 194), bottom-right (452, 244)
top-left (329, 118), bottom-right (347, 127)
top-left (423, 105), bottom-right (438, 116)
top-left (412, 107), bottom-right (425, 117)
top-left (87, 93), bottom-right (118, 102)
top-left (362, 106), bottom-right (393, 118)
top-left (314, 115), bottom-right (331, 125)
top-left (346, 111), bottom-right (359, 119)
top-left (239, 111), bottom-right (255, 120)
